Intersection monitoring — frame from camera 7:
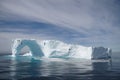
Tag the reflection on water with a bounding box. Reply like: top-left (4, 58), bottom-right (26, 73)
top-left (92, 62), bottom-right (111, 71)
top-left (10, 58), bottom-right (16, 80)
top-left (8, 56), bottom-right (116, 80)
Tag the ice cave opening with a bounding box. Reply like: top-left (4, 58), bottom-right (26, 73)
top-left (19, 46), bottom-right (31, 55)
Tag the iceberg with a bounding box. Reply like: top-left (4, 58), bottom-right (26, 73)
top-left (12, 39), bottom-right (112, 59)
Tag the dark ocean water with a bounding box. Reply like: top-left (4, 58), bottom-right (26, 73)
top-left (0, 52), bottom-right (120, 80)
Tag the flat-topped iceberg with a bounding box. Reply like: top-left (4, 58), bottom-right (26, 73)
top-left (12, 39), bottom-right (112, 59)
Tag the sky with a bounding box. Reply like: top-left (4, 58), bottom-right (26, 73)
top-left (0, 0), bottom-right (120, 53)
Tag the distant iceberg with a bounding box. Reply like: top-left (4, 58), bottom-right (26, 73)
top-left (12, 39), bottom-right (112, 59)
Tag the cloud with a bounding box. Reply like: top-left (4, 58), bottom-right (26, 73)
top-left (0, 0), bottom-right (120, 52)
top-left (0, 0), bottom-right (118, 30)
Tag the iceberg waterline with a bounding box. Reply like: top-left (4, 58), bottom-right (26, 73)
top-left (12, 39), bottom-right (112, 59)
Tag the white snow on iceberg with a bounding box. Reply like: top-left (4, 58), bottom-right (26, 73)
top-left (12, 39), bottom-right (112, 59)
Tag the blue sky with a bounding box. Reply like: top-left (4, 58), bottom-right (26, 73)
top-left (0, 0), bottom-right (120, 52)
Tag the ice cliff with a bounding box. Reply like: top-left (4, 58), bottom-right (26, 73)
top-left (12, 39), bottom-right (112, 59)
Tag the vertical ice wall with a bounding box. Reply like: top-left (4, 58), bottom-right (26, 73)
top-left (92, 47), bottom-right (112, 59)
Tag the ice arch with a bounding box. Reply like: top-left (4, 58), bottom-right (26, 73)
top-left (12, 39), bottom-right (44, 57)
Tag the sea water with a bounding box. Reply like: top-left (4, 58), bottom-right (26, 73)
top-left (0, 52), bottom-right (120, 80)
